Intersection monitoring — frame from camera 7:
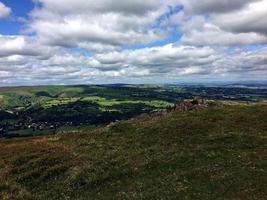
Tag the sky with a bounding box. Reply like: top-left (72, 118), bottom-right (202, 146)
top-left (0, 0), bottom-right (266, 86)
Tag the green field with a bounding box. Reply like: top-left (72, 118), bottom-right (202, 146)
top-left (83, 96), bottom-right (174, 109)
top-left (41, 96), bottom-right (174, 110)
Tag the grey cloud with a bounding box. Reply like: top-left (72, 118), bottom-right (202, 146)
top-left (88, 44), bottom-right (218, 75)
top-left (182, 0), bottom-right (259, 14)
top-left (212, 0), bottom-right (267, 36)
top-left (37, 0), bottom-right (158, 16)
top-left (180, 19), bottom-right (267, 46)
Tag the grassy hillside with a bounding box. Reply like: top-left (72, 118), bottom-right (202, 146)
top-left (0, 104), bottom-right (267, 199)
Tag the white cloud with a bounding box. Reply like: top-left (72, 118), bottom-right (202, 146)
top-left (27, 0), bottom-right (181, 51)
top-left (0, 2), bottom-right (11, 18)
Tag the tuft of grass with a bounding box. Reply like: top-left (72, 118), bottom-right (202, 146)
top-left (0, 104), bottom-right (267, 199)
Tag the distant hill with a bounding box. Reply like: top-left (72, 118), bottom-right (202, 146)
top-left (0, 103), bottom-right (266, 199)
top-left (1, 84), bottom-right (265, 139)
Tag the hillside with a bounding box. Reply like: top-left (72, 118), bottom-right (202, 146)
top-left (0, 103), bottom-right (267, 199)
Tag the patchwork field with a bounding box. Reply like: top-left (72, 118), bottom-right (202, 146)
top-left (0, 84), bottom-right (267, 138)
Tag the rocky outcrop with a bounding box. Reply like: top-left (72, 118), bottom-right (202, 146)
top-left (174, 100), bottom-right (220, 112)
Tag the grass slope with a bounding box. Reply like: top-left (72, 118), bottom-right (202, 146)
top-left (0, 104), bottom-right (267, 200)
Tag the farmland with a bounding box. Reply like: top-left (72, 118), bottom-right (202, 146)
top-left (0, 84), bottom-right (267, 138)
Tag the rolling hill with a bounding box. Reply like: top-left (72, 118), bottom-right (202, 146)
top-left (1, 84), bottom-right (266, 138)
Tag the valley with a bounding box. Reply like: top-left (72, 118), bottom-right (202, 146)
top-left (1, 84), bottom-right (267, 138)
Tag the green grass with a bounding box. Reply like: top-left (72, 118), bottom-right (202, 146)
top-left (0, 104), bottom-right (266, 199)
top-left (0, 95), bottom-right (4, 107)
top-left (40, 96), bottom-right (174, 110)
top-left (42, 97), bottom-right (81, 108)
top-left (83, 96), bottom-right (174, 109)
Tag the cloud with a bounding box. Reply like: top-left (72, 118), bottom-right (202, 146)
top-left (2, 43), bottom-right (267, 86)
top-left (181, 0), bottom-right (259, 14)
top-left (27, 0), bottom-right (182, 51)
top-left (24, 0), bottom-right (267, 50)
top-left (0, 2), bottom-right (11, 18)
top-left (0, 0), bottom-right (267, 85)
top-left (180, 17), bottom-right (267, 46)
top-left (167, 0), bottom-right (267, 46)
top-left (36, 0), bottom-right (159, 15)
top-left (212, 0), bottom-right (267, 36)
top-left (0, 35), bottom-right (59, 58)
